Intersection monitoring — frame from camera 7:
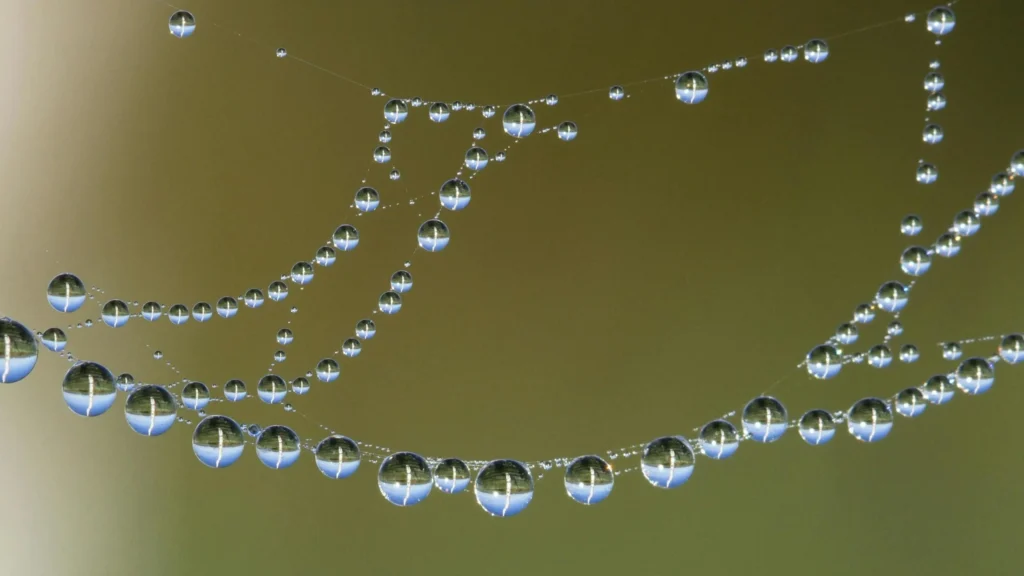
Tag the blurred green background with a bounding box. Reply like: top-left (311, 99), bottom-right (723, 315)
top-left (1, 0), bottom-right (1022, 574)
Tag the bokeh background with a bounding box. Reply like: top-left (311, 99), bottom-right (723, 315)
top-left (1, 0), bottom-right (1021, 574)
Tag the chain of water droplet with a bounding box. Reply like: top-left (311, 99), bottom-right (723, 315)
top-left (33, 2), bottom-right (1024, 493)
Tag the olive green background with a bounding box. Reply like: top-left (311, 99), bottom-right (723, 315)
top-left (1, 0), bottom-right (1021, 574)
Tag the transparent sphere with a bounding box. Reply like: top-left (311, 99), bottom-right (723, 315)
top-left (315, 358), bottom-right (340, 383)
top-left (372, 146), bottom-right (391, 164)
top-left (1010, 150), bottom-right (1024, 178)
top-left (899, 344), bottom-right (920, 363)
top-left (922, 123), bottom-right (944, 145)
top-left (899, 246), bottom-right (932, 276)
top-left (181, 381), bottom-right (210, 411)
top-left (803, 39), bottom-right (829, 63)
top-left (854, 303), bottom-right (875, 323)
top-left (641, 436), bottom-right (695, 488)
top-left (428, 102), bottom-right (451, 123)
top-left (389, 168), bottom-right (401, 181)
top-left (900, 214), bottom-right (923, 236)
top-left (990, 172), bottom-right (1014, 196)
top-left (439, 178), bottom-right (471, 211)
top-left (875, 281), bottom-right (909, 313)
top-left (608, 86), bottom-right (625, 100)
top-left (674, 71), bottom-right (709, 104)
top-left (941, 341), bottom-right (963, 361)
top-left (378, 291), bottom-right (402, 315)
top-left (275, 47), bottom-right (287, 58)
top-left (383, 99), bottom-right (408, 123)
top-left (921, 374), bottom-right (955, 405)
top-left (474, 459), bottom-right (534, 517)
top-left (378, 452), bottom-right (433, 507)
top-left (482, 105), bottom-right (496, 118)
top-left (168, 10), bottom-right (196, 39)
top-left (433, 458), bottom-right (472, 494)
top-left (355, 319), bottom-right (377, 339)
top-left (62, 362), bottom-right (117, 417)
top-left (314, 246), bottom-right (336, 267)
top-left (315, 435), bottom-right (361, 479)
top-left (215, 297), bottom-right (237, 318)
top-left (998, 333), bottom-right (1024, 364)
top-left (556, 121), bottom-right (578, 142)
top-left (916, 163), bottom-right (938, 184)
top-left (847, 398), bottom-right (894, 443)
top-left (698, 419), bottom-right (740, 460)
top-left (502, 104), bottom-right (536, 138)
top-left (390, 270), bottom-right (413, 293)
top-left (257, 374), bottom-right (288, 403)
top-left (290, 377), bottom-right (310, 395)
top-left (954, 357), bottom-right (995, 395)
top-left (255, 425), bottom-right (301, 469)
top-left (417, 219), bottom-right (451, 252)
top-left (974, 192), bottom-right (1000, 217)
top-left (142, 301), bottom-right (163, 321)
top-left (798, 409), bottom-right (836, 446)
top-left (867, 344), bottom-right (893, 368)
top-left (273, 350), bottom-right (286, 363)
top-left (934, 233), bottom-right (961, 258)
top-left (927, 92), bottom-right (947, 111)
top-left (780, 45), bottom-right (798, 62)
top-left (276, 328), bottom-right (294, 345)
top-left (242, 290), bottom-right (264, 309)
top-left (472, 127), bottom-right (486, 140)
top-left (895, 387), bottom-right (927, 418)
top-left (742, 396), bottom-right (788, 442)
top-left (0, 317), bottom-right (38, 383)
top-left (332, 224), bottom-right (360, 251)
top-left (223, 379), bottom-right (247, 402)
top-left (41, 327), bottom-right (67, 353)
top-left (806, 344), bottom-right (842, 379)
top-left (923, 72), bottom-right (945, 92)
top-left (192, 416), bottom-right (245, 468)
top-left (952, 210), bottom-right (980, 237)
top-left (354, 186), bottom-right (380, 213)
top-left (545, 94), bottom-right (558, 106)
top-left (125, 385), bottom-right (176, 436)
top-left (266, 280), bottom-right (286, 303)
top-left (341, 338), bottom-right (361, 358)
top-left (884, 322), bottom-right (905, 339)
top-left (99, 299), bottom-right (129, 328)
top-left (378, 129), bottom-right (391, 143)
top-left (47, 273), bottom-right (87, 313)
top-left (191, 302), bottom-right (213, 322)
top-left (564, 455), bottom-right (614, 505)
top-left (495, 151), bottom-right (506, 162)
top-left (764, 49), bottom-right (779, 62)
top-left (115, 373), bottom-right (135, 393)
top-left (835, 322), bottom-right (859, 345)
top-left (926, 6), bottom-right (956, 36)
top-left (464, 147), bottom-right (488, 171)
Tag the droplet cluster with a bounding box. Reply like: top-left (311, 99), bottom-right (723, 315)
top-left (3, 5), bottom-right (1022, 520)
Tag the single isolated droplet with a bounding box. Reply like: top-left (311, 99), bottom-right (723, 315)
top-left (168, 10), bottom-right (196, 38)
